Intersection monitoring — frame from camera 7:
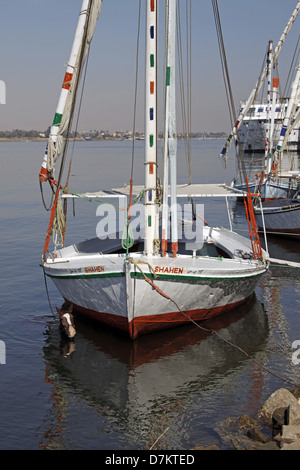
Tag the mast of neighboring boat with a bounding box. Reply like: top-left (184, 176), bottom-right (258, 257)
top-left (264, 40), bottom-right (274, 176)
top-left (269, 76), bottom-right (280, 164)
top-left (274, 62), bottom-right (300, 166)
top-left (162, 0), bottom-right (178, 257)
top-left (144, 0), bottom-right (159, 256)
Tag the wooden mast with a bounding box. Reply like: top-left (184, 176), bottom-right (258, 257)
top-left (162, 0), bottom-right (178, 257)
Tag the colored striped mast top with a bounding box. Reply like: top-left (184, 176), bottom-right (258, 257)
top-left (144, 0), bottom-right (159, 256)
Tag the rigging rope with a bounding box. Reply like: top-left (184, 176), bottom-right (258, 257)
top-left (176, 0), bottom-right (192, 185)
top-left (57, 2), bottom-right (94, 194)
top-left (65, 46), bottom-right (91, 190)
top-left (212, 0), bottom-right (247, 184)
top-left (123, 0), bottom-right (142, 257)
top-left (39, 179), bottom-right (55, 212)
top-left (176, 0), bottom-right (196, 219)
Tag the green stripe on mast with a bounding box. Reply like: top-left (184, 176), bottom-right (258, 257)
top-left (166, 66), bottom-right (171, 86)
top-left (53, 112), bottom-right (63, 126)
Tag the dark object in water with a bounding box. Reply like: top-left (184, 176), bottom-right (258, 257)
top-left (56, 302), bottom-right (76, 339)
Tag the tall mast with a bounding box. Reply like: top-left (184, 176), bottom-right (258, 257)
top-left (39, 0), bottom-right (102, 183)
top-left (144, 0), bottom-right (158, 256)
top-left (162, 0), bottom-right (177, 257)
top-left (264, 40), bottom-right (273, 174)
top-left (270, 75), bottom-right (280, 159)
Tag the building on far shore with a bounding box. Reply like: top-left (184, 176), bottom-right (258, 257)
top-left (0, 129), bottom-right (227, 141)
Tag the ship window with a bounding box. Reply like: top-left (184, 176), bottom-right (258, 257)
top-left (258, 108), bottom-right (263, 112)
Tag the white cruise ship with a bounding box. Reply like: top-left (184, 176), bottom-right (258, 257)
top-left (238, 99), bottom-right (300, 153)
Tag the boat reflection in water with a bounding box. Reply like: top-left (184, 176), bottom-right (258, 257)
top-left (41, 294), bottom-right (268, 449)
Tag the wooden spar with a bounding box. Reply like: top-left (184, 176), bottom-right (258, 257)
top-left (162, 0), bottom-right (178, 257)
top-left (264, 40), bottom-right (273, 175)
top-left (144, 0), bottom-right (158, 256)
top-left (39, 0), bottom-right (94, 182)
top-left (268, 257), bottom-right (300, 268)
top-left (269, 76), bottom-right (279, 161)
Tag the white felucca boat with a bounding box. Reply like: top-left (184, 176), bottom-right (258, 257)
top-left (39, 0), bottom-right (268, 340)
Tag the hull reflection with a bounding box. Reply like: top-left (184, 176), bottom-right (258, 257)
top-left (41, 294), bottom-right (269, 449)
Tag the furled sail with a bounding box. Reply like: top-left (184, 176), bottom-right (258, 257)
top-left (274, 63), bottom-right (300, 166)
top-left (39, 0), bottom-right (102, 182)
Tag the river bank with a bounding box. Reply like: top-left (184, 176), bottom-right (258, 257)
top-left (193, 386), bottom-right (300, 450)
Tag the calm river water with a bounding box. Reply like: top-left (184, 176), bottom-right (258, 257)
top-left (1, 139), bottom-right (300, 450)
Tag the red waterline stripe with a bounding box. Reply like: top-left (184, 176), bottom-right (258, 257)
top-left (65, 296), bottom-right (248, 340)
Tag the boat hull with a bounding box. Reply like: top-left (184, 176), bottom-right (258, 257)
top-left (254, 198), bottom-right (300, 239)
top-left (44, 232), bottom-right (267, 340)
top-left (54, 275), bottom-right (261, 339)
top-left (234, 178), bottom-right (298, 200)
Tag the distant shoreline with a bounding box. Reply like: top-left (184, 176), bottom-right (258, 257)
top-left (0, 136), bottom-right (226, 142)
top-left (0, 137), bottom-right (48, 142)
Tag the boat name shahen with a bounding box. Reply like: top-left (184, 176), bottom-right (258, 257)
top-left (84, 265), bottom-right (105, 273)
top-left (154, 266), bottom-right (184, 274)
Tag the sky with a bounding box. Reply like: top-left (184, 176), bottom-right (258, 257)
top-left (0, 0), bottom-right (299, 133)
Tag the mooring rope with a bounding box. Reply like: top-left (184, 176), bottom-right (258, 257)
top-left (131, 258), bottom-right (300, 449)
top-left (42, 266), bottom-right (55, 317)
top-left (129, 258), bottom-right (300, 391)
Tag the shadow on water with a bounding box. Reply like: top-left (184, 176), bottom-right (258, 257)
top-left (40, 294), bottom-right (268, 449)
